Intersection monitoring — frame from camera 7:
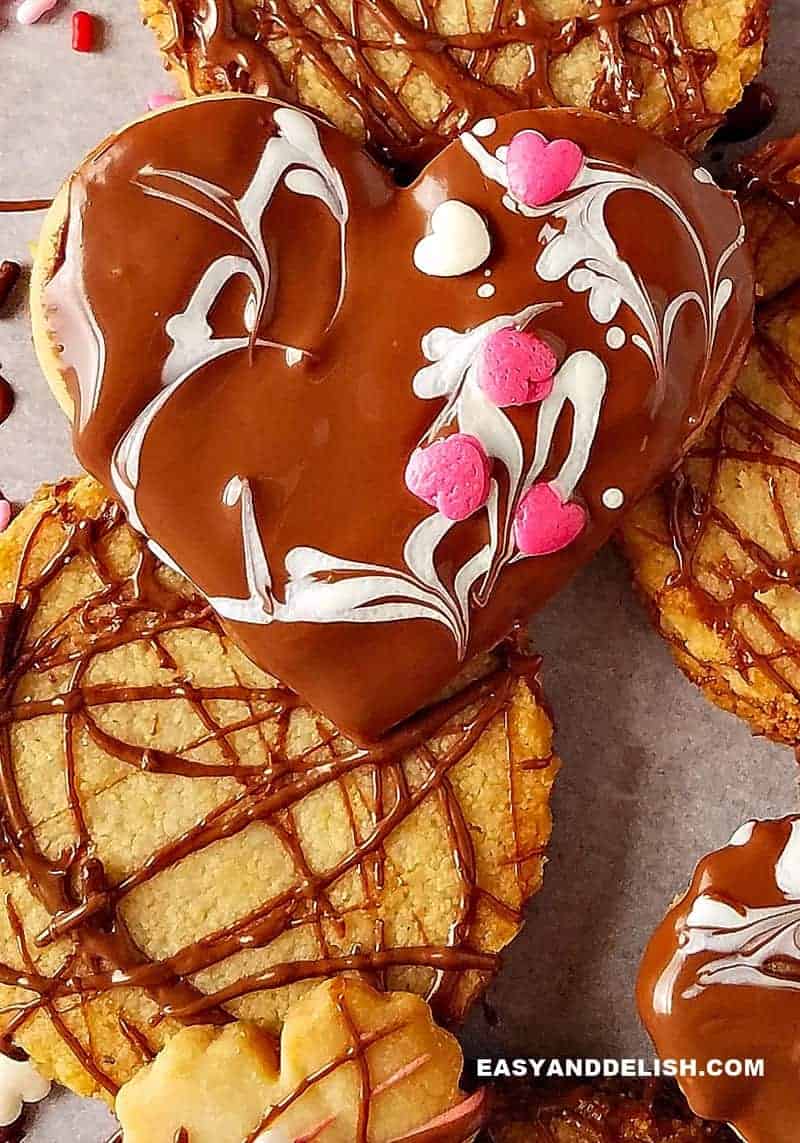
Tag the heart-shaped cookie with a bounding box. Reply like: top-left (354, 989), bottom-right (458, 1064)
top-left (32, 97), bottom-right (753, 740)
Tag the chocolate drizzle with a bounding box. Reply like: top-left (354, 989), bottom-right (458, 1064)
top-left (0, 202), bottom-right (51, 215)
top-left (0, 480), bottom-right (550, 1094)
top-left (626, 138), bottom-right (800, 716)
top-left (156, 0), bottom-right (763, 168)
top-left (737, 134), bottom-right (800, 221)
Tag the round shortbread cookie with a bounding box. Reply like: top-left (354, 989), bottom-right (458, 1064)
top-left (140, 0), bottom-right (769, 166)
top-left (622, 137), bottom-right (800, 747)
top-left (0, 476), bottom-right (559, 1104)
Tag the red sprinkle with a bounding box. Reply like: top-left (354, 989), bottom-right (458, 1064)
top-left (72, 11), bottom-right (94, 52)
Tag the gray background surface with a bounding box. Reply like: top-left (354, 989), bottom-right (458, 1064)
top-left (1, 2), bottom-right (799, 1138)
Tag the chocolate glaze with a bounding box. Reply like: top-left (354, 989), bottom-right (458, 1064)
top-left (638, 817), bottom-right (800, 1143)
top-left (41, 98), bottom-right (753, 741)
top-left (158, 0), bottom-right (766, 168)
top-left (0, 481), bottom-right (543, 1091)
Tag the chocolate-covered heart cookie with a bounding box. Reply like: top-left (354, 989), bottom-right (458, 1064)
top-left (32, 97), bottom-right (753, 739)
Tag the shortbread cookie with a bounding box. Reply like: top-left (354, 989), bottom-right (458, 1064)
top-left (638, 816), bottom-right (800, 1143)
top-left (622, 136), bottom-right (800, 746)
top-left (0, 476), bottom-right (559, 1103)
top-left (31, 96), bottom-right (753, 740)
top-left (141, 0), bottom-right (769, 167)
top-left (489, 1079), bottom-right (737, 1142)
top-left (117, 976), bottom-right (485, 1143)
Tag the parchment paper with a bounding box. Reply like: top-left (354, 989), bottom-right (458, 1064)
top-left (1, 3), bottom-right (799, 1137)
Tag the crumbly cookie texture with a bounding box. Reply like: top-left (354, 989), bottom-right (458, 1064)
top-left (140, 0), bottom-right (768, 162)
top-left (488, 1079), bottom-right (737, 1143)
top-left (116, 976), bottom-right (484, 1143)
top-left (0, 476), bottom-right (559, 1103)
top-left (621, 141), bottom-right (800, 745)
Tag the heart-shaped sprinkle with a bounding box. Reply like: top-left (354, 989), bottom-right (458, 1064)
top-left (405, 433), bottom-right (491, 521)
top-left (413, 200), bottom-right (491, 278)
top-left (479, 328), bottom-right (557, 407)
top-left (506, 131), bottom-right (584, 207)
top-left (514, 481), bottom-right (586, 555)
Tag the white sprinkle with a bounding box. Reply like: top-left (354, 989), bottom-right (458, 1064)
top-left (413, 200), bottom-right (491, 278)
top-left (222, 476), bottom-right (245, 507)
top-left (601, 487), bottom-right (624, 510)
top-left (484, 268), bottom-right (492, 277)
top-left (606, 326), bottom-right (626, 350)
top-left (472, 118), bottom-right (497, 138)
top-left (477, 283), bottom-right (496, 299)
top-left (285, 347), bottom-right (304, 367)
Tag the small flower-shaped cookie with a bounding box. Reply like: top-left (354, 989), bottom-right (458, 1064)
top-left (116, 977), bottom-right (487, 1143)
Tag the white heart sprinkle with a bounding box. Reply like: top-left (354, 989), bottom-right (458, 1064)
top-left (0, 1056), bottom-right (50, 1128)
top-left (413, 201), bottom-right (491, 278)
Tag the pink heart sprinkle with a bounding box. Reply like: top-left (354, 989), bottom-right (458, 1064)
top-left (405, 433), bottom-right (491, 522)
top-left (479, 328), bottom-right (557, 407)
top-left (0, 501), bottom-right (12, 534)
top-left (506, 131), bottom-right (584, 208)
top-left (514, 482), bottom-right (586, 556)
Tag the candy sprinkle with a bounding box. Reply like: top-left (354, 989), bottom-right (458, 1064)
top-left (16, 0), bottom-right (58, 25)
top-left (0, 501), bottom-right (12, 534)
top-left (147, 91), bottom-right (179, 112)
top-left (0, 262), bottom-right (21, 313)
top-left (72, 11), bottom-right (94, 52)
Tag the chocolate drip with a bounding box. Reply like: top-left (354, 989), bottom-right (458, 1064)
top-left (0, 481), bottom-right (544, 1093)
top-left (159, 0), bottom-right (738, 168)
top-left (0, 201), bottom-right (51, 214)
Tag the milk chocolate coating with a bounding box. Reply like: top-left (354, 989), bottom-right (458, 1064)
top-left (40, 98), bottom-right (753, 739)
top-left (638, 817), bottom-right (800, 1143)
